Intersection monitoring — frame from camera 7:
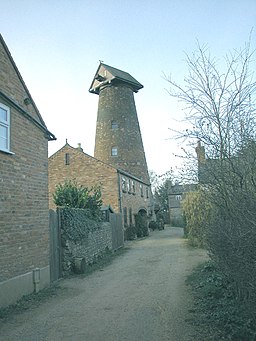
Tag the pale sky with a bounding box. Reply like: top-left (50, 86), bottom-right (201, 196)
top-left (1, 0), bottom-right (256, 175)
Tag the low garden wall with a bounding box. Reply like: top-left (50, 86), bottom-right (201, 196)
top-left (58, 207), bottom-right (112, 274)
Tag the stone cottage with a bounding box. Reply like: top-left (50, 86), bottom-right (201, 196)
top-left (0, 34), bottom-right (55, 307)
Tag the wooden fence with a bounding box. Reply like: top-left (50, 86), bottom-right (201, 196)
top-left (49, 209), bottom-right (124, 281)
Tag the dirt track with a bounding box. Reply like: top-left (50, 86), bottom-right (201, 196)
top-left (0, 227), bottom-right (207, 341)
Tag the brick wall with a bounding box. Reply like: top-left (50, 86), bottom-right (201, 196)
top-left (0, 37), bottom-right (43, 122)
top-left (119, 172), bottom-right (153, 226)
top-left (0, 104), bottom-right (49, 282)
top-left (49, 144), bottom-right (154, 230)
top-left (0, 36), bottom-right (50, 286)
top-left (49, 144), bottom-right (120, 212)
top-left (94, 85), bottom-right (150, 184)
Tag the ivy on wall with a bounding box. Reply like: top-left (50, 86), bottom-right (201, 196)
top-left (59, 207), bottom-right (101, 243)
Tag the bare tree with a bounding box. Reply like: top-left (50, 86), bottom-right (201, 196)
top-left (166, 39), bottom-right (256, 307)
top-left (166, 40), bottom-right (256, 160)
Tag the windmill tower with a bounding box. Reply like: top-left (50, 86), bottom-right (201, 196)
top-left (89, 63), bottom-right (150, 184)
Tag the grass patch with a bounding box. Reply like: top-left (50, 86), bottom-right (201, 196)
top-left (187, 261), bottom-right (256, 340)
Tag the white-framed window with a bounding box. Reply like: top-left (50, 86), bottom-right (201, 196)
top-left (140, 184), bottom-right (144, 197)
top-left (122, 176), bottom-right (127, 192)
top-left (0, 103), bottom-right (10, 153)
top-left (132, 180), bottom-right (136, 194)
top-left (111, 146), bottom-right (118, 156)
top-left (128, 179), bottom-right (132, 193)
top-left (176, 195), bottom-right (182, 201)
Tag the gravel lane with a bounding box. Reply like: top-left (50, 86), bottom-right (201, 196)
top-left (0, 227), bottom-right (207, 341)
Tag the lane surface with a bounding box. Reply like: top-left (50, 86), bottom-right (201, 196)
top-left (0, 227), bottom-right (207, 341)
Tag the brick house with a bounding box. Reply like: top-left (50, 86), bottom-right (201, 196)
top-left (0, 35), bottom-right (55, 307)
top-left (168, 182), bottom-right (197, 226)
top-left (48, 142), bottom-right (154, 234)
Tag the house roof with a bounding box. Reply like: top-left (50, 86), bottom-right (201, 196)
top-left (0, 34), bottom-right (56, 141)
top-left (89, 63), bottom-right (143, 94)
top-left (168, 183), bottom-right (197, 195)
top-left (50, 142), bottom-right (150, 186)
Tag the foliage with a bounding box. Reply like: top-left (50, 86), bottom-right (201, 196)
top-left (166, 40), bottom-right (256, 159)
top-left (53, 180), bottom-right (102, 219)
top-left (59, 207), bottom-right (101, 242)
top-left (167, 38), bottom-right (256, 318)
top-left (135, 213), bottom-right (148, 238)
top-left (125, 225), bottom-right (136, 240)
top-left (149, 218), bottom-right (164, 231)
top-left (182, 188), bottom-right (212, 247)
top-left (170, 215), bottom-right (185, 228)
top-left (187, 261), bottom-right (256, 340)
top-left (151, 170), bottom-right (173, 223)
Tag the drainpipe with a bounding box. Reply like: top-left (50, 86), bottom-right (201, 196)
top-left (117, 171), bottom-right (122, 214)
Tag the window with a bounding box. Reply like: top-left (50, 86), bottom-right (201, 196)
top-left (132, 180), bottom-right (136, 194)
top-left (122, 177), bottom-right (127, 192)
top-left (111, 146), bottom-right (118, 156)
top-left (128, 179), bottom-right (131, 193)
top-left (123, 207), bottom-right (128, 227)
top-left (140, 184), bottom-right (144, 197)
top-left (111, 120), bottom-right (118, 130)
top-left (129, 208), bottom-right (133, 226)
top-left (146, 187), bottom-right (149, 199)
top-left (176, 195), bottom-right (182, 201)
top-left (65, 153), bottom-right (70, 165)
top-left (0, 103), bottom-right (10, 152)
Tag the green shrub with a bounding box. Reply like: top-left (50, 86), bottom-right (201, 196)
top-left (149, 221), bottom-right (158, 230)
top-left (125, 225), bottom-right (136, 240)
top-left (182, 188), bottom-right (212, 247)
top-left (135, 213), bottom-right (148, 237)
top-left (53, 180), bottom-right (102, 219)
top-left (59, 207), bottom-right (101, 242)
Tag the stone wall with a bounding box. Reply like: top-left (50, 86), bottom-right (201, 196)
top-left (58, 208), bottom-right (112, 275)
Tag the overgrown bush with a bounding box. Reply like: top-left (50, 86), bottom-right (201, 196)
top-left (170, 215), bottom-right (185, 228)
top-left (53, 180), bottom-right (102, 219)
top-left (125, 225), bottom-right (136, 240)
top-left (187, 261), bottom-right (256, 340)
top-left (206, 186), bottom-right (256, 303)
top-left (182, 189), bottom-right (212, 247)
top-left (135, 213), bottom-right (148, 237)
